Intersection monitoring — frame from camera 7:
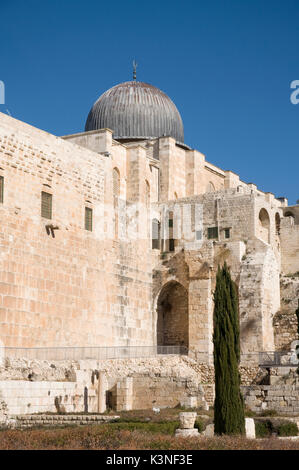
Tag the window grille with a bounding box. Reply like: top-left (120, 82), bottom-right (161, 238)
top-left (41, 191), bottom-right (52, 219)
top-left (0, 176), bottom-right (3, 203)
top-left (207, 226), bottom-right (218, 239)
top-left (85, 207), bottom-right (93, 231)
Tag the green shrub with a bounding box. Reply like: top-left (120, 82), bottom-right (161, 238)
top-left (255, 420), bottom-right (273, 438)
top-left (276, 421), bottom-right (298, 437)
top-left (194, 418), bottom-right (205, 433)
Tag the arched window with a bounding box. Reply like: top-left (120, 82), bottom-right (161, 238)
top-left (152, 219), bottom-right (160, 250)
top-left (207, 182), bottom-right (215, 193)
top-left (258, 208), bottom-right (270, 243)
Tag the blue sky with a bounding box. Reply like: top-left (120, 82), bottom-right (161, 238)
top-left (0, 0), bottom-right (298, 204)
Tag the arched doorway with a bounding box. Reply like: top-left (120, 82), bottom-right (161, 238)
top-left (157, 281), bottom-right (189, 349)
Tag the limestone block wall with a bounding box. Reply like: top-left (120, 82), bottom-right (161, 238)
top-left (0, 356), bottom-right (209, 415)
top-left (239, 240), bottom-right (280, 353)
top-left (0, 380), bottom-right (79, 415)
top-left (243, 377), bottom-right (299, 415)
top-left (157, 191), bottom-right (277, 249)
top-left (274, 276), bottom-right (299, 351)
top-left (61, 128), bottom-right (113, 154)
top-left (0, 356), bottom-right (272, 416)
top-left (0, 112), bottom-right (153, 348)
top-left (131, 375), bottom-right (204, 410)
top-left (153, 198), bottom-right (280, 356)
top-left (280, 218), bottom-right (299, 275)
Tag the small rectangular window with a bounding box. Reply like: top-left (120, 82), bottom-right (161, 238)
top-left (0, 176), bottom-right (3, 203)
top-left (208, 227), bottom-right (218, 239)
top-left (41, 191), bottom-right (52, 219)
top-left (169, 218), bottom-right (173, 228)
top-left (85, 207), bottom-right (93, 232)
top-left (224, 228), bottom-right (230, 239)
top-left (169, 239), bottom-right (175, 252)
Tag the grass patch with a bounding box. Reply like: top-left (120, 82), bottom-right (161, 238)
top-left (2, 425), bottom-right (299, 450)
top-left (108, 421), bottom-right (180, 435)
top-left (255, 420), bottom-right (273, 438)
top-left (276, 421), bottom-right (298, 437)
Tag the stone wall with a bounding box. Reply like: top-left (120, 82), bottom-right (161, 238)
top-left (0, 355), bottom-right (268, 415)
top-left (10, 414), bottom-right (120, 428)
top-left (280, 216), bottom-right (299, 275)
top-left (0, 112), bottom-right (153, 349)
top-left (274, 276), bottom-right (299, 351)
top-left (243, 382), bottom-right (299, 415)
top-left (0, 356), bottom-right (208, 415)
top-left (132, 375), bottom-right (204, 410)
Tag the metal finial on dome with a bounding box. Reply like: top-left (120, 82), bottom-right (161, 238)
top-left (133, 60), bottom-right (137, 81)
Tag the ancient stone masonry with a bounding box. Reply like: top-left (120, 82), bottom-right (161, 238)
top-left (274, 276), bottom-right (299, 351)
top-left (0, 106), bottom-right (296, 358)
top-left (10, 414), bottom-right (120, 429)
top-left (0, 113), bottom-right (153, 349)
top-left (0, 354), bottom-right (272, 417)
top-left (0, 74), bottom-right (299, 416)
top-left (243, 368), bottom-right (299, 415)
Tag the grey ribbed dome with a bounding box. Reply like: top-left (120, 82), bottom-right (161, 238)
top-left (85, 81), bottom-right (184, 144)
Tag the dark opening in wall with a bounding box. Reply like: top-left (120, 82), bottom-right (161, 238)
top-left (224, 228), bottom-right (230, 239)
top-left (85, 207), bottom-right (93, 231)
top-left (152, 219), bottom-right (160, 249)
top-left (41, 191), bottom-right (52, 219)
top-left (157, 281), bottom-right (189, 349)
top-left (208, 227), bottom-right (218, 239)
top-left (0, 176), bottom-right (4, 203)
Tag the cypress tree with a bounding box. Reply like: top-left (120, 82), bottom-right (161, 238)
top-left (213, 262), bottom-right (245, 435)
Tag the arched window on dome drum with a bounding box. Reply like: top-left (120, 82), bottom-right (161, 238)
top-left (113, 167), bottom-right (120, 238)
top-left (152, 219), bottom-right (160, 250)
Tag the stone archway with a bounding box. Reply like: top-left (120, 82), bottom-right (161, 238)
top-left (258, 208), bottom-right (270, 244)
top-left (157, 281), bottom-right (189, 349)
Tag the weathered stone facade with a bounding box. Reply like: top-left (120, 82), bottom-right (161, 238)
top-left (0, 355), bottom-right (269, 416)
top-left (274, 276), bottom-right (299, 351)
top-left (0, 74), bottom-right (298, 416)
top-left (0, 109), bottom-right (295, 357)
